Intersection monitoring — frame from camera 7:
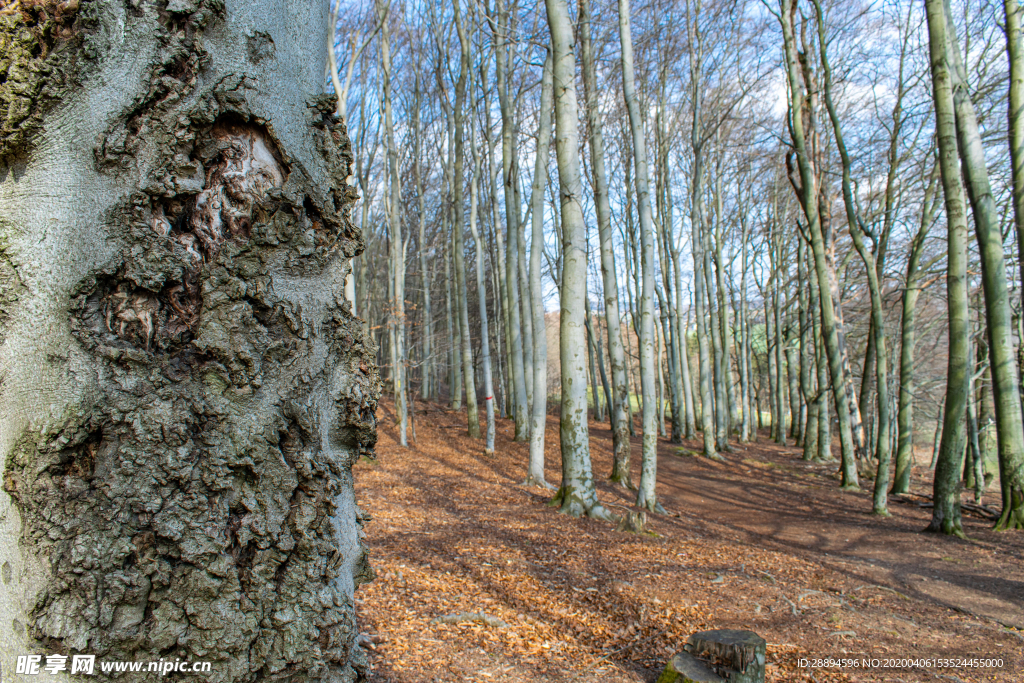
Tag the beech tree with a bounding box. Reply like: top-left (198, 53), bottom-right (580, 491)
top-left (526, 51), bottom-right (555, 487)
top-left (618, 0), bottom-right (660, 512)
top-left (0, 0), bottom-right (379, 678)
top-left (546, 0), bottom-right (612, 521)
top-left (925, 0), bottom-right (970, 537)
top-left (938, 0), bottom-right (1024, 532)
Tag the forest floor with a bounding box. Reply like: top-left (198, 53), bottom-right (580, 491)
top-left (353, 402), bottom-right (1024, 683)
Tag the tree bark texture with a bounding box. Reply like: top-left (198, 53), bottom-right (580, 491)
top-left (0, 0), bottom-right (380, 679)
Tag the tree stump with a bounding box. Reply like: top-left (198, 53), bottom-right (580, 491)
top-left (657, 629), bottom-right (766, 683)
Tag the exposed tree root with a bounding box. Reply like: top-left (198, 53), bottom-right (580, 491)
top-left (550, 486), bottom-right (617, 522)
top-left (924, 520), bottom-right (968, 540)
top-left (523, 475), bottom-right (555, 490)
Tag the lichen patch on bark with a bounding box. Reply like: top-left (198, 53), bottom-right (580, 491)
top-left (0, 245), bottom-right (24, 346)
top-left (0, 0), bottom-right (88, 162)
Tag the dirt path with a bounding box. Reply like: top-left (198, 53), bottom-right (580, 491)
top-left (354, 404), bottom-right (1024, 682)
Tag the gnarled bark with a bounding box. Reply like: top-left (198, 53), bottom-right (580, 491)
top-left (0, 1), bottom-right (379, 679)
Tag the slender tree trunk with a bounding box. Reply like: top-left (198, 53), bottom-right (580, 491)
top-left (965, 327), bottom-right (983, 499)
top-left (483, 119), bottom-right (513, 418)
top-left (595, 314), bottom-right (613, 426)
top-left (580, 0), bottom-right (632, 486)
top-left (545, 0), bottom-right (611, 521)
top-left (677, 266), bottom-right (697, 438)
top-left (693, 211), bottom-right (717, 458)
top-left (798, 238), bottom-right (816, 459)
top-left (657, 102), bottom-right (685, 445)
top-left (772, 229), bottom-right (787, 446)
top-left (587, 299), bottom-right (604, 421)
top-left (786, 313), bottom-right (803, 444)
top-left (621, 209), bottom-right (638, 438)
top-left (354, 101), bottom-right (377, 340)
top-left (656, 312), bottom-right (667, 436)
top-left (811, 265), bottom-right (832, 460)
top-left (469, 124), bottom-right (496, 453)
top-left (713, 163), bottom-right (735, 442)
top-left (619, 0), bottom-right (662, 513)
top-left (445, 233), bottom-right (463, 410)
top-left (1006, 0), bottom-right (1024, 316)
top-left (451, 1), bottom-right (479, 438)
top-left (779, 0), bottom-right (858, 487)
top-left (925, 0), bottom-right (969, 537)
top-left (520, 228), bottom-right (535, 417)
top-left (976, 347), bottom-right (995, 502)
top-left (740, 209), bottom-right (753, 443)
top-left (443, 110), bottom-right (462, 410)
top-left (812, 0), bottom-right (890, 510)
top-left (689, 147), bottom-right (716, 456)
top-left (413, 70), bottom-right (433, 402)
top-left (494, 0), bottom-right (529, 441)
top-left (475, 54), bottom-right (511, 415)
top-left (525, 50), bottom-right (554, 488)
top-left (379, 0), bottom-right (407, 447)
top-left (659, 227), bottom-right (684, 443)
top-left (894, 165), bottom-right (939, 493)
top-left (705, 231), bottom-right (727, 448)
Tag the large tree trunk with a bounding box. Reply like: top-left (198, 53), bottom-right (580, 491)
top-left (0, 1), bottom-right (379, 679)
top-left (941, 0), bottom-right (1024, 531)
